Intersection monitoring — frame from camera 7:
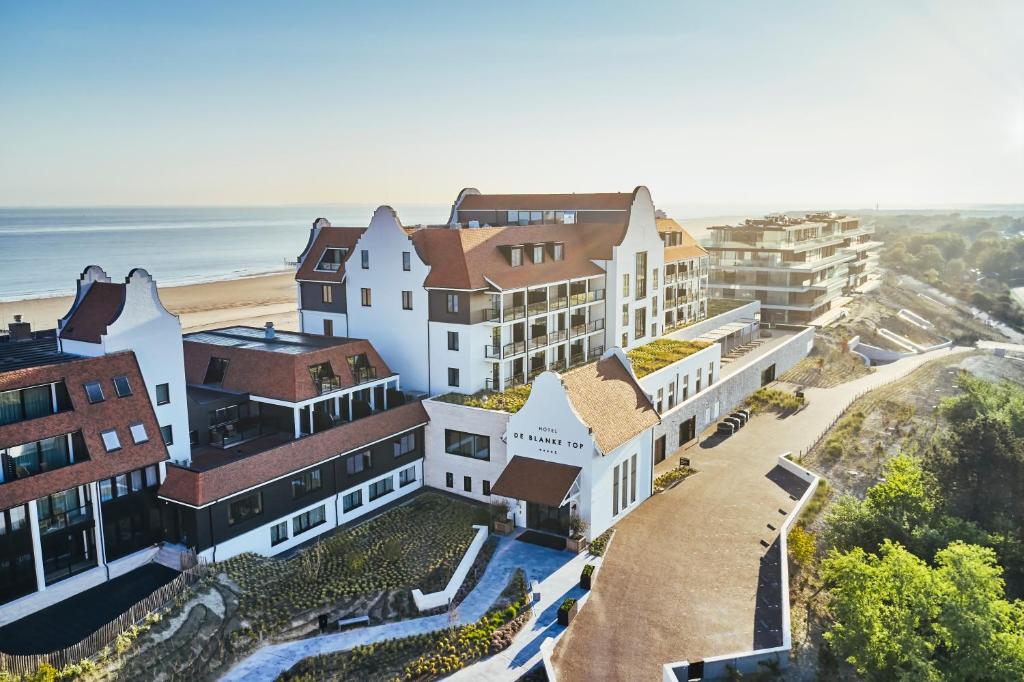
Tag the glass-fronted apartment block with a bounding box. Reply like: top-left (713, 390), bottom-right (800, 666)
top-left (705, 212), bottom-right (881, 324)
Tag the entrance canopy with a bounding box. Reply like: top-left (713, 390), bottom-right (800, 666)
top-left (491, 456), bottom-right (582, 507)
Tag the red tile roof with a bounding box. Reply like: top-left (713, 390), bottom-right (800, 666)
top-left (60, 282), bottom-right (126, 343)
top-left (0, 352), bottom-right (169, 509)
top-left (295, 226), bottom-right (366, 284)
top-left (158, 400), bottom-right (429, 507)
top-left (411, 223), bottom-right (619, 291)
top-left (658, 218), bottom-right (708, 261)
top-left (458, 192), bottom-right (634, 212)
top-left (183, 333), bottom-right (393, 403)
top-left (490, 456), bottom-right (581, 507)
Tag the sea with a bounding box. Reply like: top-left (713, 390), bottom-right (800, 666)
top-left (3, 203), bottom-right (1021, 302)
top-left (0, 205), bottom-right (448, 302)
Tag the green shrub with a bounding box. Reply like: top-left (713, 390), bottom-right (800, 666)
top-left (627, 339), bottom-right (710, 378)
top-left (558, 598), bottom-right (577, 614)
top-left (581, 564), bottom-right (595, 578)
top-left (746, 387), bottom-right (805, 414)
top-left (589, 529), bottom-right (613, 557)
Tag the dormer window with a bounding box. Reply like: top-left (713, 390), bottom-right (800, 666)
top-left (315, 248), bottom-right (349, 272)
top-left (532, 245), bottom-right (544, 264)
top-left (552, 243), bottom-right (565, 261)
top-left (309, 362), bottom-right (340, 394)
top-left (510, 247), bottom-right (523, 267)
top-left (203, 357), bottom-right (229, 386)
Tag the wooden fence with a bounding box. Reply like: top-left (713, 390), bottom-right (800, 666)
top-left (0, 559), bottom-right (208, 677)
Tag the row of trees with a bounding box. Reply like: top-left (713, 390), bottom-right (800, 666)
top-left (818, 374), bottom-right (1024, 679)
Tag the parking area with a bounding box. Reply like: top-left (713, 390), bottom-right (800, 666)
top-left (551, 413), bottom-right (809, 682)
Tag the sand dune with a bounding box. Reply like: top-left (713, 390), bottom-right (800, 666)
top-left (0, 271), bottom-right (300, 334)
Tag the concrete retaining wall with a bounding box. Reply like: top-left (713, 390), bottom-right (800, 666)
top-left (412, 524), bottom-right (489, 611)
top-left (663, 454), bottom-right (821, 680)
top-left (668, 301), bottom-right (761, 342)
top-left (898, 308), bottom-right (933, 329)
top-left (653, 326), bottom-right (815, 453)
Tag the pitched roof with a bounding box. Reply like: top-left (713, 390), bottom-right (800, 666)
top-left (457, 192), bottom-right (634, 212)
top-left (295, 226), bottom-right (366, 283)
top-left (60, 282), bottom-right (126, 343)
top-left (183, 327), bottom-right (393, 402)
top-left (158, 401), bottom-right (428, 507)
top-left (0, 351), bottom-right (169, 509)
top-left (657, 218), bottom-right (708, 261)
top-left (561, 355), bottom-right (659, 454)
top-left (490, 456), bottom-right (581, 507)
top-left (411, 224), bottom-right (617, 290)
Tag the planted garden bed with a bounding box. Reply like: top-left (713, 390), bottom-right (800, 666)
top-left (277, 569), bottom-right (532, 681)
top-left (222, 493), bottom-right (486, 636)
top-left (653, 465), bottom-right (697, 493)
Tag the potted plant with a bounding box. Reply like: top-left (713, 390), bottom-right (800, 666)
top-left (491, 500), bottom-right (514, 535)
top-left (557, 598), bottom-right (578, 626)
top-left (565, 513), bottom-right (589, 553)
top-left (580, 563), bottom-right (595, 590)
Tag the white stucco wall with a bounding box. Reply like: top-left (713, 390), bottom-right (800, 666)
top-left (299, 309), bottom-right (348, 337)
top-left (345, 207), bottom-right (431, 394)
top-left (428, 321), bottom-right (491, 395)
top-left (599, 187), bottom-right (668, 350)
top-left (58, 267), bottom-right (191, 463)
top-left (637, 343), bottom-right (722, 413)
top-left (422, 400), bottom-right (510, 502)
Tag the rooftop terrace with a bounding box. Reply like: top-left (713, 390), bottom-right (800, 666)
top-left (0, 335), bottom-right (79, 372)
top-left (183, 325), bottom-right (367, 355)
top-left (627, 339), bottom-right (711, 378)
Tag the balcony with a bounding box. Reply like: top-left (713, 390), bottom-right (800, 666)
top-left (569, 289), bottom-right (605, 306)
top-left (208, 416), bottom-right (277, 449)
top-left (486, 373), bottom-right (526, 391)
top-left (528, 334), bottom-right (548, 351)
top-left (314, 375), bottom-right (342, 394)
top-left (503, 305), bottom-right (526, 322)
top-left (527, 301), bottom-right (548, 316)
top-left (587, 345), bottom-right (606, 361)
top-left (484, 344), bottom-right (500, 359)
top-left (527, 365), bottom-right (546, 381)
top-left (314, 261), bottom-right (342, 272)
top-left (502, 340), bottom-right (526, 357)
top-left (38, 503), bottom-right (93, 536)
top-left (549, 328), bottom-right (568, 344)
top-left (571, 318), bottom-right (605, 337)
top-left (550, 296), bottom-right (568, 310)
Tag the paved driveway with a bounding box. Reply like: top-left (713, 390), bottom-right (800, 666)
top-left (553, 347), bottom-right (967, 682)
top-left (551, 414), bottom-right (808, 682)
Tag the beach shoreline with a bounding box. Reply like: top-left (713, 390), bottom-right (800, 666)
top-left (0, 271), bottom-right (299, 334)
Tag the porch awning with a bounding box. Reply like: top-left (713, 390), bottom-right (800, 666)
top-left (491, 456), bottom-right (582, 508)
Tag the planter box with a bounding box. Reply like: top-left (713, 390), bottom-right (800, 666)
top-left (565, 536), bottom-right (588, 554)
top-left (493, 520), bottom-right (514, 535)
top-left (557, 600), bottom-right (578, 626)
top-left (580, 565), bottom-right (595, 590)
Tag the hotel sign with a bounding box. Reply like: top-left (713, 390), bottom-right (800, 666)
top-left (511, 425), bottom-right (586, 457)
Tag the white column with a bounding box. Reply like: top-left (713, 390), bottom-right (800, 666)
top-left (90, 482), bottom-right (106, 568)
top-left (27, 501), bottom-right (46, 592)
top-left (293, 408), bottom-right (301, 439)
top-left (308, 407), bottom-right (314, 435)
top-left (369, 386), bottom-right (376, 411)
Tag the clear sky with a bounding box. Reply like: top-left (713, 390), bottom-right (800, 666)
top-left (1, 1), bottom-right (1021, 210)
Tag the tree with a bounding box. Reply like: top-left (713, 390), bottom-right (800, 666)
top-left (917, 244), bottom-right (945, 273)
top-left (946, 258), bottom-right (966, 282)
top-left (822, 540), bottom-right (941, 681)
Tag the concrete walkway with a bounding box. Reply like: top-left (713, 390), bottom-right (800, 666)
top-left (218, 534), bottom-right (576, 682)
top-left (554, 346), bottom-right (968, 682)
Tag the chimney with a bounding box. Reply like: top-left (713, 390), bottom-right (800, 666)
top-left (264, 322), bottom-right (276, 340)
top-left (8, 315), bottom-right (32, 342)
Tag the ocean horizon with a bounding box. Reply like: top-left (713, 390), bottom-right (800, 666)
top-left (3, 203), bottom-right (1023, 303)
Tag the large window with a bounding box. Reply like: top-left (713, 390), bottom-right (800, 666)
top-left (203, 358), bottom-right (229, 386)
top-left (156, 383), bottom-right (170, 405)
top-left (227, 493), bottom-right (263, 526)
top-left (360, 249), bottom-right (369, 269)
top-left (399, 466), bottom-right (416, 487)
top-left (393, 433), bottom-right (416, 457)
top-left (346, 450), bottom-right (372, 475)
top-left (447, 368), bottom-right (460, 387)
top-left (630, 454), bottom-right (637, 503)
top-left (447, 331), bottom-right (459, 351)
top-left (402, 251), bottom-right (411, 271)
top-left (613, 464), bottom-right (620, 516)
top-left (0, 505), bottom-right (35, 605)
top-left (0, 382), bottom-right (68, 426)
top-left (322, 285), bottom-right (333, 304)
top-left (293, 505), bottom-right (326, 535)
top-left (622, 274), bottom-right (630, 298)
top-left (635, 251), bottom-right (648, 299)
top-left (620, 461), bottom-right (628, 509)
top-left (1, 432), bottom-right (82, 482)
top-left (291, 468), bottom-right (323, 499)
top-left (446, 294), bottom-right (459, 313)
top-left (634, 307), bottom-right (647, 340)
top-left (444, 430), bottom-right (490, 460)
top-left (368, 477), bottom-right (394, 501)
top-left (37, 487), bottom-right (96, 585)
top-left (552, 243), bottom-right (564, 261)
top-left (343, 489), bottom-right (363, 512)
top-left (510, 247), bottom-right (523, 267)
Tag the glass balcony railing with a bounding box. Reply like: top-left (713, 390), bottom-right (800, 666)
top-left (502, 340), bottom-right (526, 357)
top-left (484, 344), bottom-right (500, 359)
top-left (527, 301), bottom-right (548, 315)
top-left (528, 334), bottom-right (548, 351)
top-left (503, 305), bottom-right (526, 322)
top-left (550, 296), bottom-right (568, 310)
top-left (350, 366), bottom-right (378, 386)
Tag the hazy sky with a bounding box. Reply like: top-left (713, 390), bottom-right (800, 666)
top-left (1, 1), bottom-right (1022, 210)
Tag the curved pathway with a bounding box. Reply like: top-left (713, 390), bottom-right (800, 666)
top-left (553, 346), bottom-right (970, 682)
top-left (218, 535), bottom-right (576, 681)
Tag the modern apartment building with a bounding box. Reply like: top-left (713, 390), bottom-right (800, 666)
top-left (296, 186), bottom-right (709, 395)
top-left (0, 268), bottom-right (180, 622)
top-left (705, 212), bottom-right (881, 323)
top-left (159, 325), bottom-right (427, 561)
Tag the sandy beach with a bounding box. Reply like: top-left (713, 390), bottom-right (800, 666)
top-left (0, 271), bottom-right (299, 334)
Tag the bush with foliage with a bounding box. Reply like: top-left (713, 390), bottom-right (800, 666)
top-left (588, 529), bottom-right (613, 557)
top-left (222, 493), bottom-right (484, 634)
top-left (558, 598), bottom-right (577, 616)
top-left (434, 384), bottom-right (533, 413)
top-left (788, 524), bottom-right (817, 568)
top-left (627, 339), bottom-right (710, 378)
top-left (745, 387), bottom-right (805, 415)
top-left (653, 465), bottom-right (696, 492)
